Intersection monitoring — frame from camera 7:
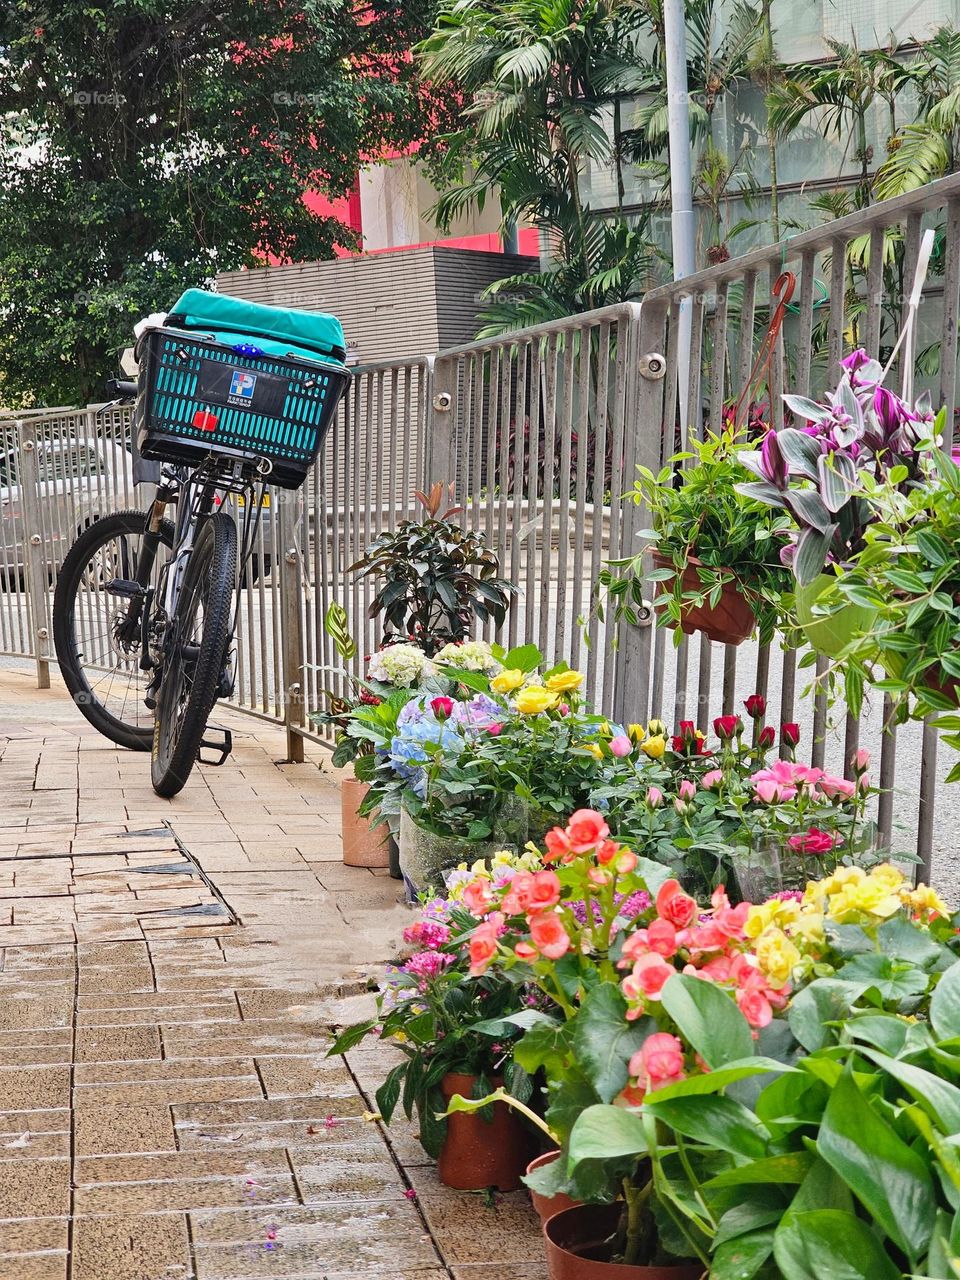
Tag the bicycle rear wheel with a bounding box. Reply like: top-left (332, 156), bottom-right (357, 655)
top-left (151, 512), bottom-right (237, 797)
top-left (53, 510), bottom-right (173, 751)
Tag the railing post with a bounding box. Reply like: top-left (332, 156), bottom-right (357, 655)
top-left (278, 487), bottom-right (305, 763)
top-left (613, 301), bottom-right (669, 724)
top-left (17, 419), bottom-right (51, 689)
top-left (424, 353), bottom-right (460, 496)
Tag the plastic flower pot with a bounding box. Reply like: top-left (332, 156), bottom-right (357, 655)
top-left (795, 573), bottom-right (877, 658)
top-left (651, 552), bottom-right (755, 646)
top-left (341, 777), bottom-right (390, 868)
top-left (544, 1203), bottom-right (704, 1280)
top-left (526, 1149), bottom-right (581, 1224)
top-left (437, 1072), bottom-right (532, 1191)
top-left (387, 834), bottom-right (402, 880)
top-left (398, 796), bottom-right (528, 898)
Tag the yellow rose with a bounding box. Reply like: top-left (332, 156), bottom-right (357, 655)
top-left (583, 742), bottom-right (604, 761)
top-left (641, 734), bottom-right (667, 760)
top-left (756, 929), bottom-right (801, 987)
top-left (647, 719), bottom-right (667, 738)
top-left (514, 686), bottom-right (559, 715)
top-left (627, 723), bottom-right (646, 744)
top-left (545, 669), bottom-right (585, 693)
top-left (492, 669), bottom-right (525, 693)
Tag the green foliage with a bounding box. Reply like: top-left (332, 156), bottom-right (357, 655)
top-left (349, 486), bottom-right (516, 654)
top-left (0, 0), bottom-right (450, 404)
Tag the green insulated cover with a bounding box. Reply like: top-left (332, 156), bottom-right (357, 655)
top-left (166, 288), bottom-right (346, 363)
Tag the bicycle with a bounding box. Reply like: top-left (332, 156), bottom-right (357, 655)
top-left (53, 293), bottom-right (349, 796)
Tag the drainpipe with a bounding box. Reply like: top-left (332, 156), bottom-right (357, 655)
top-left (663, 0), bottom-right (697, 443)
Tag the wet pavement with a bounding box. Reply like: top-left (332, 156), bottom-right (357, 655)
top-left (0, 663), bottom-right (546, 1280)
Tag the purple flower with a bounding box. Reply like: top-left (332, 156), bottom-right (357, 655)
top-left (840, 348), bottom-right (871, 376)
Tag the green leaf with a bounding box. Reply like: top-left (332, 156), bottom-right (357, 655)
top-left (418, 1087), bottom-right (447, 1159)
top-left (659, 973), bottom-right (754, 1068)
top-left (327, 1019), bottom-right (377, 1056)
top-left (712, 1228), bottom-right (777, 1280)
top-left (706, 1151), bottom-right (815, 1189)
top-left (644, 1094), bottom-right (768, 1159)
top-left (857, 1048), bottom-right (960, 1135)
top-left (932, 961), bottom-right (960, 1041)
top-left (513, 1019), bottom-right (569, 1075)
top-left (644, 1058), bottom-right (789, 1102)
top-left (794, 524), bottom-right (836, 586)
top-left (817, 1070), bottom-right (936, 1261)
top-left (916, 528), bottom-right (955, 567)
top-left (502, 643), bottom-right (542, 673)
top-left (840, 952), bottom-right (930, 1004)
top-left (877, 914), bottom-right (948, 967)
top-left (788, 979), bottom-right (870, 1051)
top-left (773, 1210), bottom-right (901, 1280)
top-left (375, 1063), bottom-right (405, 1124)
top-left (572, 986), bottom-right (652, 1104)
top-left (845, 1015), bottom-right (909, 1057)
top-left (567, 1104), bottom-right (648, 1168)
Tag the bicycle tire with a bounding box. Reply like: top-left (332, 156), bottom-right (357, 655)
top-left (53, 509), bottom-right (174, 751)
top-left (151, 511), bottom-right (237, 797)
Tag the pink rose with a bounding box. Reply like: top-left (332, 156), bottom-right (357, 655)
top-left (566, 809), bottom-right (610, 852)
top-left (609, 734), bottom-right (632, 758)
top-left (430, 696), bottom-right (454, 719)
top-left (485, 722), bottom-right (503, 736)
top-left (528, 912), bottom-right (571, 960)
top-left (788, 827), bottom-right (838, 855)
top-left (819, 775), bottom-right (855, 800)
top-left (702, 769), bottom-right (723, 790)
top-left (854, 748), bottom-right (871, 773)
top-left (645, 787), bottom-right (664, 810)
top-left (754, 779), bottom-right (784, 804)
top-left (678, 779), bottom-right (697, 801)
top-left (656, 879), bottom-right (698, 929)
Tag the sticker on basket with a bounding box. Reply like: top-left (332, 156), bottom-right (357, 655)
top-left (228, 370), bottom-right (258, 403)
top-left (192, 410), bottom-right (219, 432)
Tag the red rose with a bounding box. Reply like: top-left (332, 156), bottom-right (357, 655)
top-left (713, 714), bottom-right (742, 741)
top-left (758, 725), bottom-right (776, 749)
top-left (744, 694), bottom-right (766, 719)
top-left (781, 723), bottom-right (800, 748)
top-left (430, 696), bottom-right (454, 719)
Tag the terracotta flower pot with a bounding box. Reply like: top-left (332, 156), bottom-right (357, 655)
top-left (341, 777), bottom-right (389, 868)
top-left (526, 1149), bottom-right (581, 1224)
top-left (651, 552), bottom-right (755, 646)
top-left (795, 573), bottom-right (877, 658)
top-left (437, 1072), bottom-right (532, 1192)
top-left (544, 1203), bottom-right (704, 1280)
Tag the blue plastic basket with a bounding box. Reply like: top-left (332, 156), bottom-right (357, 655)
top-left (135, 326), bottom-right (350, 489)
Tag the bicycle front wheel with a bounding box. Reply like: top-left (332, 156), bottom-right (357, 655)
top-left (151, 512), bottom-right (237, 797)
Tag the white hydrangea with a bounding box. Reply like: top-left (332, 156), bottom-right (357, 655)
top-left (367, 643), bottom-right (435, 688)
top-left (434, 639), bottom-right (502, 674)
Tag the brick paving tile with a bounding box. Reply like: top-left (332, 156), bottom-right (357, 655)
top-left (0, 668), bottom-right (549, 1280)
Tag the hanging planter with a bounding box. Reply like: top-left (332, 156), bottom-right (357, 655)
top-left (651, 552), bottom-right (756, 646)
top-left (794, 573), bottom-right (877, 659)
top-left (437, 1073), bottom-right (532, 1191)
top-left (544, 1204), bottom-right (704, 1280)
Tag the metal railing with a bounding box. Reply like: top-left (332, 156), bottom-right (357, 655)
top-left (5, 172), bottom-right (960, 882)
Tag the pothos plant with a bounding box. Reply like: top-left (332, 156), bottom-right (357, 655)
top-left (599, 429), bottom-right (795, 646)
top-left (349, 482), bottom-right (517, 655)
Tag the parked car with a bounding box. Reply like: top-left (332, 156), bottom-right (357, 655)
top-left (0, 435), bottom-right (134, 585)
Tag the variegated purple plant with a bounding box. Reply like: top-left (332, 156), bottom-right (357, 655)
top-left (736, 350), bottom-right (936, 585)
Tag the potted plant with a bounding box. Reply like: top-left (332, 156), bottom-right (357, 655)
top-left (327, 862), bottom-right (544, 1190)
top-left (348, 481), bottom-right (517, 655)
top-left (825, 437), bottom-right (960, 780)
top-left (564, 863), bottom-right (957, 1280)
top-left (601, 428), bottom-right (794, 648)
top-left (736, 349), bottom-right (934, 656)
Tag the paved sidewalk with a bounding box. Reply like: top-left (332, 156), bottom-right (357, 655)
top-left (0, 664), bottom-right (546, 1280)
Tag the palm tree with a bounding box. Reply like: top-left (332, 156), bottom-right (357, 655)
top-left (874, 26), bottom-right (960, 199)
top-left (767, 38), bottom-right (914, 205)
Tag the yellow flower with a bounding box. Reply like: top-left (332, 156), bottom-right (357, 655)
top-left (791, 910), bottom-right (825, 943)
top-left (583, 742), bottom-right (604, 761)
top-left (829, 877), bottom-right (902, 922)
top-left (492, 669), bottom-right (525, 693)
top-left (514, 686), bottom-right (559, 714)
top-left (756, 929), bottom-right (801, 987)
top-left (744, 903), bottom-right (776, 939)
top-left (872, 863), bottom-right (905, 892)
top-left (904, 884), bottom-right (950, 918)
top-left (647, 719), bottom-right (667, 738)
top-left (627, 723), bottom-right (646, 744)
top-left (545, 669), bottom-right (585, 693)
top-left (641, 734), bottom-right (667, 760)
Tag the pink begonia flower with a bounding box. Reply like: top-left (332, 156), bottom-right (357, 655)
top-left (528, 911), bottom-right (571, 960)
top-left (566, 809), bottom-right (610, 852)
top-left (629, 1033), bottom-right (685, 1091)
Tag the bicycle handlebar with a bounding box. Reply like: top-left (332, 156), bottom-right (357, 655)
top-left (105, 378), bottom-right (138, 400)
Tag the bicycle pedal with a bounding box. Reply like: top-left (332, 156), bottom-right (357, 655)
top-left (106, 578), bottom-right (145, 598)
top-left (197, 727), bottom-right (233, 766)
